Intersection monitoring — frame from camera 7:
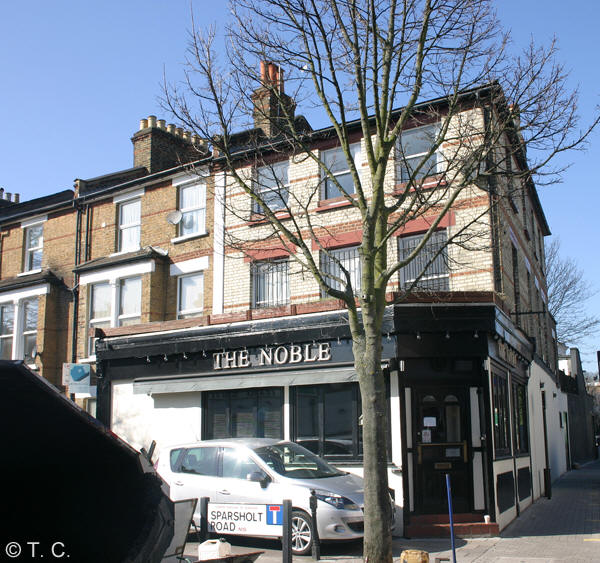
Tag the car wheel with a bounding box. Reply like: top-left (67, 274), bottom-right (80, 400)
top-left (291, 510), bottom-right (313, 556)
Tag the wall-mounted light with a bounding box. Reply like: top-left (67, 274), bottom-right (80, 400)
top-left (445, 331), bottom-right (450, 340)
top-left (473, 330), bottom-right (479, 339)
top-left (146, 356), bottom-right (151, 363)
top-left (416, 332), bottom-right (421, 340)
top-left (163, 354), bottom-right (168, 362)
top-left (182, 352), bottom-right (188, 360)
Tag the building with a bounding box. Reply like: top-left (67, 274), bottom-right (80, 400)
top-left (0, 63), bottom-right (563, 537)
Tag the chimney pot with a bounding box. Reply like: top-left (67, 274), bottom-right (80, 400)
top-left (148, 115), bottom-right (157, 128)
top-left (175, 127), bottom-right (183, 137)
top-left (6, 192), bottom-right (12, 201)
top-left (157, 119), bottom-right (166, 129)
top-left (139, 119), bottom-right (148, 130)
top-left (183, 131), bottom-right (191, 141)
top-left (167, 124), bottom-right (176, 134)
top-left (13, 193), bottom-right (19, 203)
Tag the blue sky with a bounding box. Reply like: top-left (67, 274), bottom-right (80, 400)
top-left (1, 1), bottom-right (598, 370)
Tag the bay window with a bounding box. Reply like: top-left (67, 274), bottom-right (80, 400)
top-left (0, 303), bottom-right (14, 360)
top-left (87, 276), bottom-right (141, 356)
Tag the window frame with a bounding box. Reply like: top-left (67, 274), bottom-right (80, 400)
top-left (0, 303), bottom-right (15, 360)
top-left (178, 182), bottom-right (207, 238)
top-left (117, 198), bottom-right (141, 253)
top-left (512, 382), bottom-right (529, 455)
top-left (321, 142), bottom-right (361, 201)
top-left (87, 275), bottom-right (142, 356)
top-left (253, 161), bottom-right (290, 214)
top-left (492, 373), bottom-right (511, 458)
top-left (21, 297), bottom-right (38, 365)
top-left (397, 123), bottom-right (440, 183)
top-left (398, 230), bottom-right (450, 291)
top-left (177, 271), bottom-right (204, 319)
top-left (23, 223), bottom-right (44, 273)
top-left (320, 245), bottom-right (362, 295)
top-left (252, 259), bottom-right (290, 309)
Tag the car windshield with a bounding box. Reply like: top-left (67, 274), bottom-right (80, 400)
top-left (253, 441), bottom-right (345, 479)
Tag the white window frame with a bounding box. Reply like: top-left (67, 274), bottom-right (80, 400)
top-left (253, 161), bottom-right (290, 214)
top-left (0, 284), bottom-right (48, 365)
top-left (87, 275), bottom-right (142, 356)
top-left (177, 272), bottom-right (205, 319)
top-left (20, 216), bottom-right (47, 274)
top-left (397, 123), bottom-right (440, 183)
top-left (80, 261), bottom-right (154, 359)
top-left (321, 143), bottom-right (361, 200)
top-left (252, 259), bottom-right (290, 309)
top-left (177, 182), bottom-right (207, 238)
top-left (0, 303), bottom-right (14, 360)
top-left (117, 198), bottom-right (141, 253)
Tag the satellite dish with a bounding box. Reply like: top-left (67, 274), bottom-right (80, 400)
top-left (166, 210), bottom-right (183, 225)
top-left (30, 345), bottom-right (38, 360)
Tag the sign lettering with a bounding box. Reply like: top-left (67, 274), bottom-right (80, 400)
top-left (214, 342), bottom-right (331, 370)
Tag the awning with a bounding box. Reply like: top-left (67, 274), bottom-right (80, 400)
top-left (132, 366), bottom-right (357, 395)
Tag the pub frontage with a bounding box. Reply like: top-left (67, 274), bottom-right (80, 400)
top-left (96, 299), bottom-right (536, 535)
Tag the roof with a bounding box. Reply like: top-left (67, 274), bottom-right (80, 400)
top-left (74, 246), bottom-right (168, 274)
top-left (75, 166), bottom-right (148, 196)
top-left (0, 269), bottom-right (66, 292)
top-left (0, 190), bottom-right (73, 225)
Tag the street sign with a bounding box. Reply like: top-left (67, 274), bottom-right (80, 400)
top-left (208, 503), bottom-right (283, 536)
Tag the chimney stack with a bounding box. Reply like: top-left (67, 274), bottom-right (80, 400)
top-left (252, 61), bottom-right (295, 137)
top-left (131, 115), bottom-right (209, 173)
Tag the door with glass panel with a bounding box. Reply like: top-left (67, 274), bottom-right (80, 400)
top-left (413, 388), bottom-right (471, 514)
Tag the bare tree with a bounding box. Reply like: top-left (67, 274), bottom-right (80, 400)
top-left (163, 1), bottom-right (598, 560)
top-left (546, 238), bottom-right (600, 345)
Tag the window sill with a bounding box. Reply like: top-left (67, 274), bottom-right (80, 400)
top-left (247, 211), bottom-right (291, 226)
top-left (177, 310), bottom-right (204, 320)
top-left (171, 231), bottom-right (209, 244)
top-left (110, 248), bottom-right (141, 257)
top-left (315, 196), bottom-right (356, 213)
top-left (26, 363), bottom-right (39, 371)
top-left (78, 356), bottom-right (97, 364)
top-left (18, 269), bottom-right (42, 277)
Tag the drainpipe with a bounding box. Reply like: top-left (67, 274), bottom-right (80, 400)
top-left (541, 389), bottom-right (552, 498)
top-left (70, 202), bottom-right (84, 363)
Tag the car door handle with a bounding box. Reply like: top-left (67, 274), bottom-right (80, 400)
top-left (174, 481), bottom-right (184, 486)
top-left (218, 490), bottom-right (231, 495)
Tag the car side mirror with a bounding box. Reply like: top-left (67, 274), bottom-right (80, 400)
top-left (248, 470), bottom-right (271, 488)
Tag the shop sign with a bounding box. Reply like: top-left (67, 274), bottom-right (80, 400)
top-left (213, 342), bottom-right (332, 370)
top-left (497, 340), bottom-right (518, 367)
top-left (208, 503), bottom-right (283, 536)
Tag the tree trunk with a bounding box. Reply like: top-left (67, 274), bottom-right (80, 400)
top-left (353, 304), bottom-right (392, 562)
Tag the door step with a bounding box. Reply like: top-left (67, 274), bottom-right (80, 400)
top-left (406, 514), bottom-right (499, 538)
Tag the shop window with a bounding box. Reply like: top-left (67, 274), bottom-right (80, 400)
top-left (397, 123), bottom-right (439, 182)
top-left (252, 260), bottom-right (289, 308)
top-left (203, 388), bottom-right (283, 440)
top-left (24, 224), bottom-right (43, 272)
top-left (292, 382), bottom-right (390, 461)
top-left (492, 374), bottom-right (511, 457)
top-left (321, 143), bottom-right (361, 200)
top-left (118, 199), bottom-right (141, 252)
top-left (320, 246), bottom-right (361, 295)
top-left (177, 272), bottom-right (204, 319)
top-left (512, 382), bottom-right (529, 454)
top-left (254, 162), bottom-right (289, 213)
top-left (179, 182), bottom-right (206, 237)
top-left (398, 230), bottom-right (449, 291)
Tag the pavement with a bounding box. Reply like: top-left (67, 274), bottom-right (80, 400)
top-left (183, 458), bottom-right (600, 562)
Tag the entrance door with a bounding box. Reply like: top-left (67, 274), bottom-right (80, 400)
top-left (413, 389), bottom-right (471, 514)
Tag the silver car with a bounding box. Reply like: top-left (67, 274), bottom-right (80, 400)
top-left (155, 438), bottom-right (366, 555)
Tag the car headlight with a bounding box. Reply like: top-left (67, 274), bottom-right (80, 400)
top-left (314, 490), bottom-right (359, 510)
